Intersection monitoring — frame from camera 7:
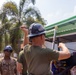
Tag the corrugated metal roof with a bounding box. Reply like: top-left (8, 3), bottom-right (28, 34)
top-left (45, 16), bottom-right (76, 30)
top-left (45, 16), bottom-right (76, 42)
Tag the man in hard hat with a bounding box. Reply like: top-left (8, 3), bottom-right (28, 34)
top-left (23, 23), bottom-right (71, 75)
top-left (0, 45), bottom-right (17, 75)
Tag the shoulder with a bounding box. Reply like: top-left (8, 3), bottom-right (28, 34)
top-left (19, 50), bottom-right (24, 55)
top-left (0, 57), bottom-right (4, 66)
top-left (18, 50), bottom-right (24, 59)
top-left (18, 51), bottom-right (24, 61)
top-left (24, 44), bottom-right (31, 52)
top-left (11, 57), bottom-right (17, 62)
top-left (24, 44), bottom-right (30, 48)
top-left (0, 57), bottom-right (4, 62)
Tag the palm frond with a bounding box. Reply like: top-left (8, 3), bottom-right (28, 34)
top-left (24, 7), bottom-right (46, 25)
top-left (3, 1), bottom-right (18, 16)
top-left (31, 0), bottom-right (35, 5)
top-left (24, 7), bottom-right (42, 21)
top-left (19, 0), bottom-right (35, 17)
top-left (19, 0), bottom-right (27, 17)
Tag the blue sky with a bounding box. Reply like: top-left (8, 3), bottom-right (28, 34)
top-left (0, 0), bottom-right (76, 25)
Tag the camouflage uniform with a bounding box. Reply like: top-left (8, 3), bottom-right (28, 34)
top-left (0, 57), bottom-right (17, 75)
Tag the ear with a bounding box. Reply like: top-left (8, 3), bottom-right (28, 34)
top-left (40, 35), bottom-right (43, 39)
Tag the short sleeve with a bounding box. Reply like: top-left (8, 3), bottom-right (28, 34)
top-left (41, 48), bottom-right (59, 61)
top-left (17, 51), bottom-right (23, 63)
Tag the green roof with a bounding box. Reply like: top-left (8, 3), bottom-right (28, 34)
top-left (45, 16), bottom-right (76, 38)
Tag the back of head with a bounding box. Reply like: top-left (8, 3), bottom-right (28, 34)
top-left (28, 23), bottom-right (45, 38)
top-left (4, 45), bottom-right (13, 53)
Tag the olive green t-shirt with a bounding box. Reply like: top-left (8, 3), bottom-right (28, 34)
top-left (17, 50), bottom-right (27, 75)
top-left (24, 45), bottom-right (59, 75)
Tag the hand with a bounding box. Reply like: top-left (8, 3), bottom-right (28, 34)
top-left (20, 25), bottom-right (28, 34)
top-left (58, 43), bottom-right (66, 48)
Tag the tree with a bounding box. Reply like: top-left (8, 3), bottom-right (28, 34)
top-left (0, 0), bottom-right (46, 53)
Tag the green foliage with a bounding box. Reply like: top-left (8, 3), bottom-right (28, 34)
top-left (0, 0), bottom-right (46, 53)
top-left (3, 1), bottom-right (18, 16)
